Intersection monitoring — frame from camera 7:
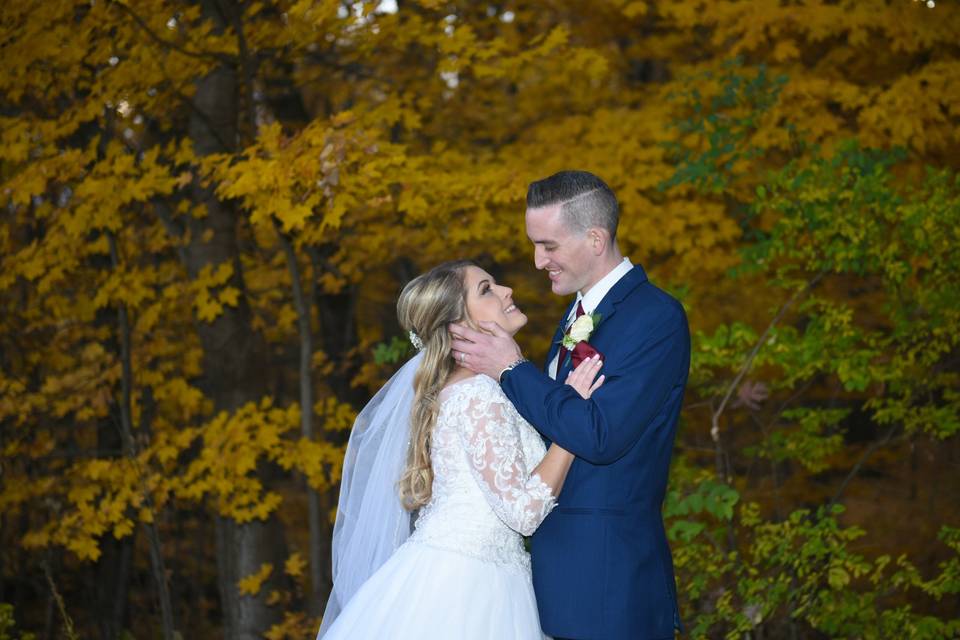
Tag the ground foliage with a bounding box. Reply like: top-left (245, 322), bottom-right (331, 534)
top-left (1, 0), bottom-right (958, 638)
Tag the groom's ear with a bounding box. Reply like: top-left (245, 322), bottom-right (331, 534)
top-left (589, 228), bottom-right (608, 255)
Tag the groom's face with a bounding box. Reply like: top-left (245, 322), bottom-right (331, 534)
top-left (526, 204), bottom-right (595, 296)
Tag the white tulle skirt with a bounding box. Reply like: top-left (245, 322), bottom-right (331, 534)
top-left (319, 540), bottom-right (547, 639)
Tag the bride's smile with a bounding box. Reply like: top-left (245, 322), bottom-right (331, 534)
top-left (462, 265), bottom-right (528, 335)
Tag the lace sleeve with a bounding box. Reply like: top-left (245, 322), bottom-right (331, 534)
top-left (455, 391), bottom-right (556, 536)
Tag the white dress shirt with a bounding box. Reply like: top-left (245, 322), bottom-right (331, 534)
top-left (548, 257), bottom-right (634, 380)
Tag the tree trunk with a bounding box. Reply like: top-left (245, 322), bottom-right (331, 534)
top-left (108, 232), bottom-right (177, 640)
top-left (186, 55), bottom-right (286, 640)
top-left (95, 533), bottom-right (133, 640)
top-left (306, 245), bottom-right (363, 606)
top-left (95, 419), bottom-right (133, 640)
top-left (94, 399), bottom-right (132, 638)
top-left (214, 515), bottom-right (287, 640)
top-left (277, 230), bottom-right (325, 613)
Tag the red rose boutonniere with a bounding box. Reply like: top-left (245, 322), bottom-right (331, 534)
top-left (559, 312), bottom-right (604, 369)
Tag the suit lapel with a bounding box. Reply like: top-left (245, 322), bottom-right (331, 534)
top-left (555, 265), bottom-right (649, 380)
top-left (544, 298), bottom-right (578, 374)
top-left (590, 264), bottom-right (648, 327)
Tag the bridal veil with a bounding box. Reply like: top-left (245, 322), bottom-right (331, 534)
top-left (316, 353), bottom-right (422, 637)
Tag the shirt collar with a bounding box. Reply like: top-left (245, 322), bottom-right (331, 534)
top-left (569, 257), bottom-right (633, 321)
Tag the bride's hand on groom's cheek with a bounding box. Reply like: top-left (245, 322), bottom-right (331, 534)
top-left (565, 354), bottom-right (605, 399)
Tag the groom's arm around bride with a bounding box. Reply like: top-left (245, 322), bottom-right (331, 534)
top-left (451, 170), bottom-right (690, 640)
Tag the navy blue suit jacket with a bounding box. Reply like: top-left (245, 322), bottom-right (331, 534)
top-left (501, 265), bottom-right (689, 640)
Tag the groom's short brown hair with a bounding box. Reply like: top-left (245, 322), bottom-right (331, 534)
top-left (526, 170), bottom-right (619, 240)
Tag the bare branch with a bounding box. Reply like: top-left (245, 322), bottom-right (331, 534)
top-left (828, 423), bottom-right (900, 508)
top-left (110, 1), bottom-right (235, 64)
top-left (711, 271), bottom-right (827, 445)
top-left (42, 562), bottom-right (78, 640)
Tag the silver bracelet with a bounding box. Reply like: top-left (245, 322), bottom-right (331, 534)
top-left (498, 357), bottom-right (529, 383)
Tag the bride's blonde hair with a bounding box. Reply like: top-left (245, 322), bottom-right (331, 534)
top-left (396, 260), bottom-right (476, 510)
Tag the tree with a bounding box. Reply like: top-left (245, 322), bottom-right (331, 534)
top-left (662, 61), bottom-right (960, 637)
top-left (1, 0), bottom-right (958, 637)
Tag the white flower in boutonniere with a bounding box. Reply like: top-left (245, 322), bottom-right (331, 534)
top-left (561, 312), bottom-right (602, 350)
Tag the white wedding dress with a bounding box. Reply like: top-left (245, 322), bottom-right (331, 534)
top-left (319, 374), bottom-right (555, 639)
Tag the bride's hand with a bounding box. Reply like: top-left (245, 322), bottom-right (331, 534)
top-left (565, 354), bottom-right (605, 399)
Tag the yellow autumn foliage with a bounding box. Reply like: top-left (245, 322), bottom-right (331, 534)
top-left (238, 563), bottom-right (274, 597)
top-left (1, 0), bottom-right (957, 636)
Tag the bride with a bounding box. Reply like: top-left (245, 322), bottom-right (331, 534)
top-left (317, 260), bottom-right (605, 639)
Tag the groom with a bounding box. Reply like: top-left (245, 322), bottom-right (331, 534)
top-left (450, 170), bottom-right (689, 639)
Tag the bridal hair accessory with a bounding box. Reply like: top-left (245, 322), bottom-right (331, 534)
top-left (408, 330), bottom-right (424, 351)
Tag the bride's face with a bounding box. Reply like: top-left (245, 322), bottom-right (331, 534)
top-left (462, 266), bottom-right (528, 336)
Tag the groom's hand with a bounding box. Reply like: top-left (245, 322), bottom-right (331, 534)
top-left (448, 321), bottom-right (522, 380)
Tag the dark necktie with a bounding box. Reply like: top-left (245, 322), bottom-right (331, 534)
top-left (556, 300), bottom-right (585, 370)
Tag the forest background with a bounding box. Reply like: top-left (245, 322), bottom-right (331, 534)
top-left (1, 0), bottom-right (959, 638)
